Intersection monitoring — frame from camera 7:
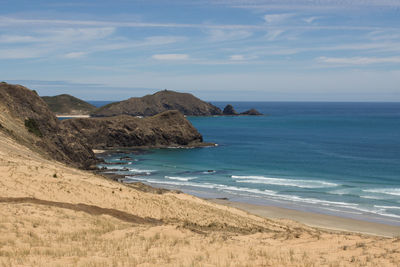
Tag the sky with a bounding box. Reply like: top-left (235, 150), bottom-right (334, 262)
top-left (1, 0), bottom-right (400, 101)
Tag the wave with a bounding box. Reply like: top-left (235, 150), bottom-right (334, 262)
top-left (375, 205), bottom-right (400, 210)
top-left (231, 175), bottom-right (338, 188)
top-left (363, 188), bottom-right (400, 197)
top-left (128, 168), bottom-right (155, 175)
top-left (360, 195), bottom-right (388, 200)
top-left (165, 176), bottom-right (198, 181)
top-left (125, 177), bottom-right (354, 207)
top-left (125, 177), bottom-right (217, 189)
top-left (202, 170), bottom-right (216, 174)
top-left (124, 176), bottom-right (400, 220)
top-left (104, 165), bottom-right (154, 175)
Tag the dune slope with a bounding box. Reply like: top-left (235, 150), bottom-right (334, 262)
top-left (0, 131), bottom-right (400, 266)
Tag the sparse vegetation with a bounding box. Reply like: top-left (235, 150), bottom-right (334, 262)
top-left (41, 94), bottom-right (96, 115)
top-left (53, 173), bottom-right (57, 178)
top-left (24, 118), bottom-right (43, 137)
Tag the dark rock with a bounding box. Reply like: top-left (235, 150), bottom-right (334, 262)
top-left (61, 110), bottom-right (205, 149)
top-left (240, 109), bottom-right (263, 116)
top-left (120, 156), bottom-right (133, 161)
top-left (91, 90), bottom-right (222, 117)
top-left (222, 104), bottom-right (239, 115)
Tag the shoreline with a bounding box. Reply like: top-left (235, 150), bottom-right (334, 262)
top-left (100, 171), bottom-right (400, 238)
top-left (210, 198), bottom-right (400, 238)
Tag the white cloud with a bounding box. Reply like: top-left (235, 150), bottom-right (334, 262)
top-left (0, 35), bottom-right (37, 43)
top-left (206, 29), bottom-right (252, 42)
top-left (152, 54), bottom-right (189, 60)
top-left (0, 47), bottom-right (46, 59)
top-left (303, 16), bottom-right (319, 24)
top-left (265, 29), bottom-right (284, 40)
top-left (264, 13), bottom-right (293, 24)
top-left (229, 55), bottom-right (245, 60)
top-left (64, 52), bottom-right (87, 58)
top-left (0, 27), bottom-right (115, 44)
top-left (317, 56), bottom-right (400, 65)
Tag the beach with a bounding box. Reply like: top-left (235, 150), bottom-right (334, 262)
top-left (211, 199), bottom-right (400, 237)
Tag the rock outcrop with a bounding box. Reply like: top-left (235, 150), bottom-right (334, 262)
top-left (61, 110), bottom-right (206, 149)
top-left (0, 82), bottom-right (97, 169)
top-left (91, 90), bottom-right (222, 117)
top-left (42, 94), bottom-right (97, 115)
top-left (240, 109), bottom-right (263, 116)
top-left (222, 104), bottom-right (239, 115)
top-left (0, 83), bottom-right (212, 168)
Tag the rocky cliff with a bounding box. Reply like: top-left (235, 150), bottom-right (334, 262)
top-left (42, 94), bottom-right (97, 115)
top-left (0, 82), bottom-right (97, 169)
top-left (91, 90), bottom-right (222, 117)
top-left (61, 110), bottom-right (206, 149)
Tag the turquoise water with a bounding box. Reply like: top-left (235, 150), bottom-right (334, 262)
top-left (96, 102), bottom-right (400, 225)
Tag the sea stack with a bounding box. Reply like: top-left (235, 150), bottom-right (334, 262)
top-left (223, 104), bottom-right (239, 115)
top-left (240, 108), bottom-right (263, 116)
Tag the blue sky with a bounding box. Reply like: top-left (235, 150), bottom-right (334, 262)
top-left (1, 0), bottom-right (400, 101)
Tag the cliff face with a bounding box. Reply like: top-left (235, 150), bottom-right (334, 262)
top-left (0, 82), bottom-right (97, 169)
top-left (42, 94), bottom-right (97, 115)
top-left (91, 90), bottom-right (222, 117)
top-left (61, 110), bottom-right (205, 149)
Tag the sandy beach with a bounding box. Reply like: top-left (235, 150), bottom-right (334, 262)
top-left (211, 199), bottom-right (400, 238)
top-left (56, 114), bottom-right (91, 118)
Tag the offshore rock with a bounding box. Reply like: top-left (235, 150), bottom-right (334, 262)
top-left (222, 104), bottom-right (239, 115)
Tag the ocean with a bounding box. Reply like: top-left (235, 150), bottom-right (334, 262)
top-left (92, 102), bottom-right (400, 225)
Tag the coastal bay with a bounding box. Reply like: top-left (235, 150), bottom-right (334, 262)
top-left (99, 101), bottom-right (400, 226)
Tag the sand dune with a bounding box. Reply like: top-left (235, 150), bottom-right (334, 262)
top-left (1, 131), bottom-right (400, 266)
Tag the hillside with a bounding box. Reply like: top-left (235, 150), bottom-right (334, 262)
top-left (42, 94), bottom-right (97, 115)
top-left (91, 90), bottom-right (223, 117)
top-left (62, 110), bottom-right (206, 149)
top-left (0, 82), bottom-right (97, 169)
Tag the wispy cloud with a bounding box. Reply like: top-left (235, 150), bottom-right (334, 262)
top-left (0, 16), bottom-right (391, 32)
top-left (64, 51), bottom-right (87, 59)
top-left (317, 56), bottom-right (400, 65)
top-left (217, 0), bottom-right (400, 10)
top-left (265, 29), bottom-right (285, 40)
top-left (152, 54), bottom-right (189, 60)
top-left (229, 55), bottom-right (245, 60)
top-left (264, 13), bottom-right (293, 24)
top-left (303, 16), bottom-right (320, 24)
top-left (206, 29), bottom-right (253, 42)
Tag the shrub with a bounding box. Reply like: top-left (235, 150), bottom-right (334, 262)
top-left (24, 118), bottom-right (43, 137)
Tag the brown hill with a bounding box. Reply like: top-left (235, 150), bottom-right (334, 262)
top-left (0, 82), bottom-right (97, 169)
top-left (61, 110), bottom-right (207, 149)
top-left (91, 90), bottom-right (222, 117)
top-left (42, 94), bottom-right (97, 115)
top-left (0, 83), bottom-right (209, 168)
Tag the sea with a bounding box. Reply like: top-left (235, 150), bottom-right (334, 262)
top-left (87, 101), bottom-right (400, 226)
